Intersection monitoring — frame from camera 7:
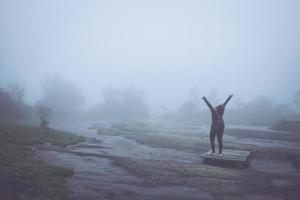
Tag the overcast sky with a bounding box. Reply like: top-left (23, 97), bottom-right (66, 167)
top-left (1, 0), bottom-right (300, 111)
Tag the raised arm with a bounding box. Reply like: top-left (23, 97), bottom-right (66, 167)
top-left (202, 96), bottom-right (215, 113)
top-left (222, 94), bottom-right (233, 107)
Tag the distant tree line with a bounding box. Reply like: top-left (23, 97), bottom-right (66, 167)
top-left (175, 89), bottom-right (300, 125)
top-left (37, 76), bottom-right (85, 121)
top-left (0, 77), bottom-right (150, 125)
top-left (1, 76), bottom-right (300, 126)
top-left (87, 87), bottom-right (149, 120)
top-left (0, 83), bottom-right (35, 123)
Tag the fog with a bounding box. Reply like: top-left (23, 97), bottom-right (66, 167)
top-left (2, 2), bottom-right (300, 199)
top-left (1, 0), bottom-right (300, 122)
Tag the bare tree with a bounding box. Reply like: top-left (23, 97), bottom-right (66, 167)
top-left (0, 86), bottom-right (27, 121)
top-left (39, 76), bottom-right (85, 120)
top-left (8, 82), bottom-right (24, 103)
top-left (35, 104), bottom-right (51, 128)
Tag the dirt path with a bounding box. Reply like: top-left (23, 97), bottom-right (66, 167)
top-left (35, 120), bottom-right (300, 200)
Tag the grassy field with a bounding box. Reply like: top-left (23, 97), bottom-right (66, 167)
top-left (0, 124), bottom-right (85, 200)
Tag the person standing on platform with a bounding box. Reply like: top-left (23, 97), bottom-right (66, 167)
top-left (202, 94), bottom-right (233, 155)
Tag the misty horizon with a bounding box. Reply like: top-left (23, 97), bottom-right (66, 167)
top-left (1, 0), bottom-right (300, 112)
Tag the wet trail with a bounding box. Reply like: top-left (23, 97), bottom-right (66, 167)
top-left (35, 120), bottom-right (300, 200)
top-left (36, 122), bottom-right (205, 200)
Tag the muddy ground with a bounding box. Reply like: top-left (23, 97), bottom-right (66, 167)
top-left (35, 119), bottom-right (300, 200)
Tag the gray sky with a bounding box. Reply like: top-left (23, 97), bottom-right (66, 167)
top-left (1, 0), bottom-right (300, 111)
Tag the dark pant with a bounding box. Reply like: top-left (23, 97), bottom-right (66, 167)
top-left (210, 128), bottom-right (224, 154)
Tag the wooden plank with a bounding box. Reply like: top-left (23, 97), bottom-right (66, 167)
top-left (202, 150), bottom-right (249, 161)
top-left (201, 149), bottom-right (250, 169)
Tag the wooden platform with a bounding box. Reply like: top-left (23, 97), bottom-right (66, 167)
top-left (201, 149), bottom-right (250, 169)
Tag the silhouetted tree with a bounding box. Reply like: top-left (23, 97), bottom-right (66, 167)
top-left (178, 100), bottom-right (200, 118)
top-left (39, 76), bottom-right (85, 120)
top-left (178, 88), bottom-right (201, 119)
top-left (89, 87), bottom-right (149, 120)
top-left (35, 104), bottom-right (51, 128)
top-left (227, 96), bottom-right (292, 125)
top-left (0, 87), bottom-right (27, 122)
top-left (8, 82), bottom-right (24, 103)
